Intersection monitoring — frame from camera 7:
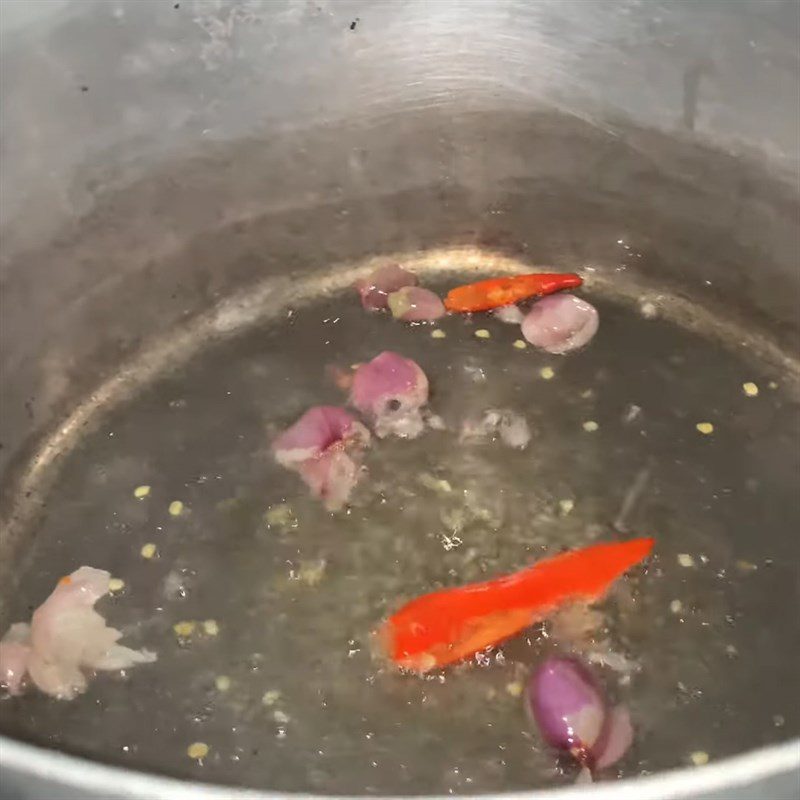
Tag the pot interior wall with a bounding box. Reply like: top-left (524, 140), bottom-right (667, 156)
top-left (0, 109), bottom-right (798, 794)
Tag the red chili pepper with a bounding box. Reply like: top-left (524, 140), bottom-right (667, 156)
top-left (378, 537), bottom-right (654, 673)
top-left (444, 273), bottom-right (583, 313)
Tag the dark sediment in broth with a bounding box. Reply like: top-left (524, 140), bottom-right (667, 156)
top-left (0, 267), bottom-right (797, 793)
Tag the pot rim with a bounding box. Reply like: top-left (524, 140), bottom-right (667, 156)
top-left (1, 734), bottom-right (797, 799)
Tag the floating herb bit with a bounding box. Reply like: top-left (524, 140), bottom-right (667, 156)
top-left (133, 485), bottom-right (151, 499)
top-left (186, 742), bottom-right (209, 761)
top-left (742, 382), bottom-right (759, 397)
top-left (140, 543), bottom-right (157, 559)
top-left (168, 500), bottom-right (184, 516)
top-left (173, 620), bottom-right (196, 638)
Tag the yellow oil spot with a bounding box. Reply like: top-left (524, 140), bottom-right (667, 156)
top-left (677, 553), bottom-right (696, 568)
top-left (133, 485), bottom-right (151, 499)
top-left (108, 578), bottom-right (126, 593)
top-left (431, 329), bottom-right (447, 339)
top-left (140, 543), bottom-right (157, 559)
top-left (262, 690), bottom-right (282, 706)
top-left (768, 381), bottom-right (778, 390)
top-left (202, 619), bottom-right (219, 637)
top-left (669, 599), bottom-right (683, 614)
top-left (505, 681), bottom-right (524, 698)
top-left (742, 382), bottom-right (759, 397)
top-left (558, 499), bottom-right (574, 516)
top-left (186, 742), bottom-right (209, 760)
top-left (173, 620), bottom-right (196, 638)
top-left (214, 675), bottom-right (231, 692)
top-left (689, 751), bottom-right (709, 767)
top-left (539, 366), bottom-right (555, 380)
top-left (582, 420), bottom-right (599, 433)
top-left (735, 559), bottom-right (757, 572)
top-left (512, 339), bottom-right (527, 350)
top-left (168, 500), bottom-right (184, 516)
top-left (695, 422), bottom-right (714, 435)
top-left (474, 329), bottom-right (491, 339)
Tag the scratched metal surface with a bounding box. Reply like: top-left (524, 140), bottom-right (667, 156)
top-left (1, 1), bottom-right (799, 798)
top-left (0, 265), bottom-right (798, 794)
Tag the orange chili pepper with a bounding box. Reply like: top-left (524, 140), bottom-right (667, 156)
top-left (378, 537), bottom-right (654, 673)
top-left (444, 273), bottom-right (583, 313)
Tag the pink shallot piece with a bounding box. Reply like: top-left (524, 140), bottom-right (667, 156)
top-left (387, 287), bottom-right (446, 322)
top-left (594, 705), bottom-right (635, 769)
top-left (521, 294), bottom-right (599, 354)
top-left (356, 264), bottom-right (417, 311)
top-left (350, 352), bottom-right (429, 439)
top-left (0, 567), bottom-right (156, 700)
top-left (273, 406), bottom-right (370, 510)
top-left (0, 624), bottom-right (31, 696)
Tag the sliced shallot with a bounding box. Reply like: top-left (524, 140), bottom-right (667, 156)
top-left (356, 264), bottom-right (417, 311)
top-left (525, 655), bottom-right (633, 776)
top-left (273, 406), bottom-right (370, 510)
top-left (350, 352), bottom-right (429, 439)
top-left (521, 294), bottom-right (599, 354)
top-left (0, 567), bottom-right (156, 700)
top-left (387, 287), bottom-right (445, 322)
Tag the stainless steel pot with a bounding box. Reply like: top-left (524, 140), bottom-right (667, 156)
top-left (1, 2), bottom-right (798, 799)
